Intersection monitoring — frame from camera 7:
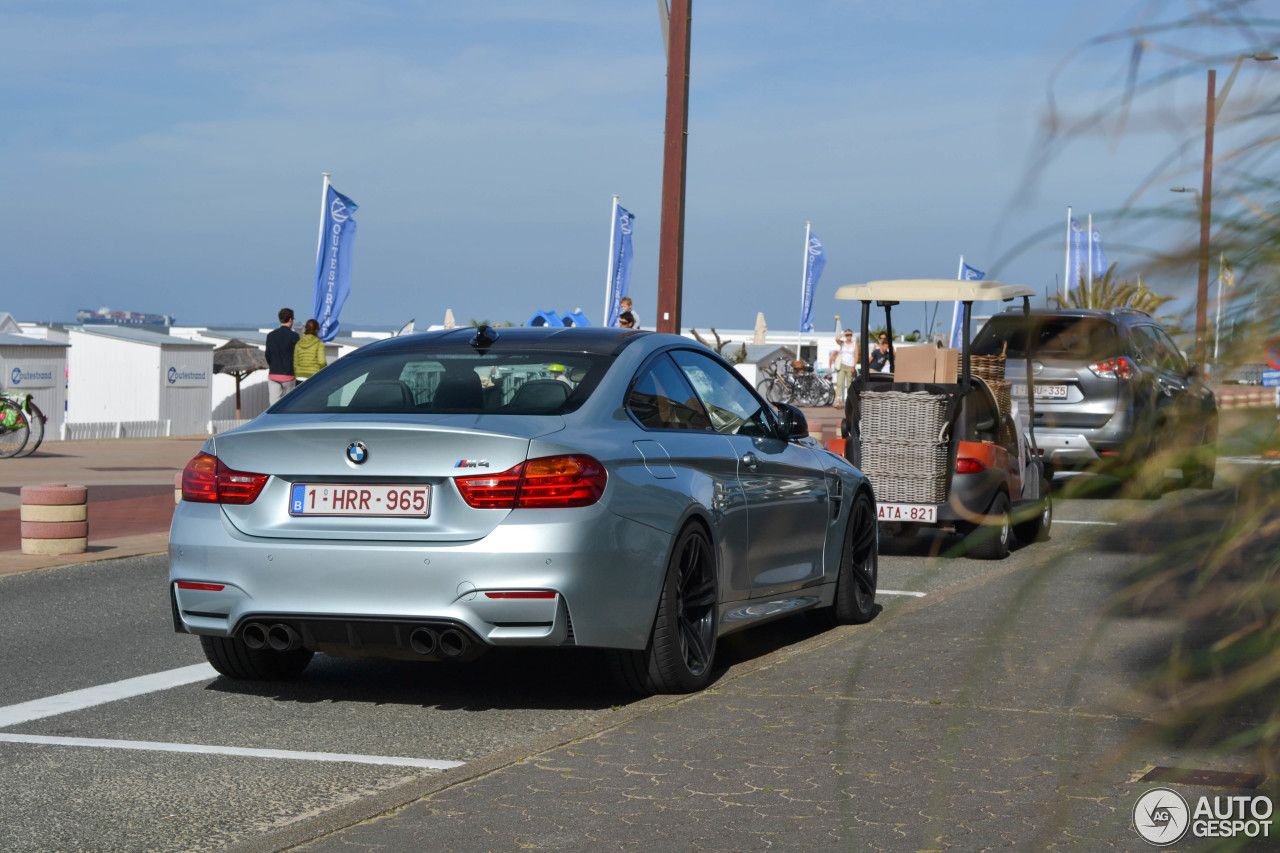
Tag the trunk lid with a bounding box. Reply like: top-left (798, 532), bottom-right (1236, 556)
top-left (210, 414), bottom-right (565, 541)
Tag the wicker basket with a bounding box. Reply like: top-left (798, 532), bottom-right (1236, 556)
top-left (859, 390), bottom-right (950, 443)
top-left (867, 473), bottom-right (950, 505)
top-left (989, 380), bottom-right (1011, 418)
top-left (859, 441), bottom-right (951, 504)
top-left (970, 354), bottom-right (1007, 385)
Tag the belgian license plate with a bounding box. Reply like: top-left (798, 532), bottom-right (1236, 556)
top-left (877, 503), bottom-right (937, 523)
top-left (289, 483), bottom-right (431, 517)
top-left (1012, 383), bottom-right (1068, 400)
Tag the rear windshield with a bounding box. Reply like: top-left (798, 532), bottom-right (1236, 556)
top-left (972, 315), bottom-right (1122, 360)
top-left (271, 347), bottom-right (612, 416)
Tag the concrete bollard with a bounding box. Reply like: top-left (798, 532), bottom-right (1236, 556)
top-left (20, 483), bottom-right (89, 555)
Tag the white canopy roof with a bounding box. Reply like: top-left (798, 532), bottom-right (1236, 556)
top-left (834, 279), bottom-right (1035, 303)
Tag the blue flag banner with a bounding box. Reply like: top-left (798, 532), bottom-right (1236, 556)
top-left (1066, 218), bottom-right (1087, 291)
top-left (800, 233), bottom-right (825, 334)
top-left (605, 206), bottom-right (635, 326)
top-left (949, 261), bottom-right (985, 349)
top-left (313, 185), bottom-right (359, 342)
top-left (1090, 227), bottom-right (1108, 278)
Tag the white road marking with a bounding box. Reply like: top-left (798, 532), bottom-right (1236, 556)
top-left (0, 733), bottom-right (463, 769)
top-left (1056, 520), bottom-right (1118, 526)
top-left (878, 589), bottom-right (926, 597)
top-left (0, 663), bottom-right (218, 728)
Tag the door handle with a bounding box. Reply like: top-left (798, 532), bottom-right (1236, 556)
top-left (741, 452), bottom-right (759, 470)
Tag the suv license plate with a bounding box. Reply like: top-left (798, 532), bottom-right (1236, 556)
top-left (877, 503), bottom-right (937, 523)
top-left (289, 483), bottom-right (431, 517)
top-left (1012, 383), bottom-right (1068, 400)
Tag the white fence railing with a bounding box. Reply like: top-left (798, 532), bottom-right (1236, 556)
top-left (212, 419), bottom-right (252, 434)
top-left (61, 420), bottom-right (173, 440)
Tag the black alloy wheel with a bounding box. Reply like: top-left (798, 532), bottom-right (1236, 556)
top-left (608, 524), bottom-right (719, 695)
top-left (811, 491), bottom-right (878, 626)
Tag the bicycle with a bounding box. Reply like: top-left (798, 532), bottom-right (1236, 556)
top-left (756, 358), bottom-right (795, 404)
top-left (756, 359), bottom-right (835, 408)
top-left (788, 360), bottom-right (836, 407)
top-left (0, 397), bottom-right (29, 458)
top-left (0, 393), bottom-right (46, 458)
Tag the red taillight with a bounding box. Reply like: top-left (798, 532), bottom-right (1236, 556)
top-left (956, 457), bottom-right (987, 474)
top-left (454, 454), bottom-right (607, 509)
top-left (1089, 356), bottom-right (1138, 380)
top-left (181, 452), bottom-right (268, 505)
top-left (454, 463), bottom-right (527, 508)
top-left (519, 455), bottom-right (607, 507)
top-left (176, 582), bottom-right (226, 591)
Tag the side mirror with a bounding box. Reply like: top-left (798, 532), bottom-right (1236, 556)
top-left (772, 402), bottom-right (810, 440)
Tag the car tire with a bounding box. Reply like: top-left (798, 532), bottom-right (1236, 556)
top-left (810, 491), bottom-right (878, 627)
top-left (967, 491), bottom-right (1011, 560)
top-left (608, 524), bottom-right (718, 695)
top-left (200, 634), bottom-right (314, 681)
top-left (1013, 493), bottom-right (1052, 543)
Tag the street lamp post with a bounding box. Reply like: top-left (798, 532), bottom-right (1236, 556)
top-left (1188, 52), bottom-right (1275, 373)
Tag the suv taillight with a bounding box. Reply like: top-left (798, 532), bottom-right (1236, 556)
top-left (181, 452), bottom-right (269, 504)
top-left (455, 455), bottom-right (607, 509)
top-left (1088, 355), bottom-right (1138, 380)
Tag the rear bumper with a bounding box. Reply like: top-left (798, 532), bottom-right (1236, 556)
top-left (169, 500), bottom-right (670, 651)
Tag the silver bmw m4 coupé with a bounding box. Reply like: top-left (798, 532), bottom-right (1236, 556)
top-left (169, 326), bottom-right (878, 694)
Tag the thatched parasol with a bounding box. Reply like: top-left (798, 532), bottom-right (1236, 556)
top-left (213, 338), bottom-right (268, 418)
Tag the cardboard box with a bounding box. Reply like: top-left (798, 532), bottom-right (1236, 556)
top-left (936, 347), bottom-right (959, 383)
top-left (892, 346), bottom-right (937, 383)
top-left (892, 345), bottom-right (960, 383)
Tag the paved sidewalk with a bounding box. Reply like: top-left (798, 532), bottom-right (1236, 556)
top-left (278, 516), bottom-right (1271, 852)
top-left (0, 437), bottom-right (204, 576)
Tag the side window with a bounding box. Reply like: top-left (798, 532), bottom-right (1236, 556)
top-left (669, 350), bottom-right (774, 438)
top-left (1131, 327), bottom-right (1180, 371)
top-left (1148, 326), bottom-right (1187, 371)
top-left (626, 355), bottom-right (713, 431)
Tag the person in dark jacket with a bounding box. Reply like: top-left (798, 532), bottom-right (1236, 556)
top-left (265, 307), bottom-right (299, 402)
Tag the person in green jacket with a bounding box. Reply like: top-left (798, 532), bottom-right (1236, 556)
top-left (293, 319), bottom-right (327, 381)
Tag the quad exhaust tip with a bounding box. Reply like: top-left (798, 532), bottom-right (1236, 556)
top-left (241, 622), bottom-right (268, 650)
top-left (438, 628), bottom-right (469, 658)
top-left (267, 623), bottom-right (302, 652)
top-left (408, 627), bottom-right (439, 656)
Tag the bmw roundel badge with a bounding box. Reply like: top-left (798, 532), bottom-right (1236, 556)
top-left (346, 441), bottom-right (368, 464)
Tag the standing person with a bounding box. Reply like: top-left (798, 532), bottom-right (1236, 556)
top-left (293, 318), bottom-right (327, 382)
top-left (619, 297), bottom-right (640, 329)
top-left (265, 307), bottom-right (299, 403)
top-left (832, 329), bottom-right (857, 406)
top-left (868, 333), bottom-right (893, 373)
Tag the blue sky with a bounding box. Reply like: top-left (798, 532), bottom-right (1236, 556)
top-left (3, 1), bottom-right (1275, 334)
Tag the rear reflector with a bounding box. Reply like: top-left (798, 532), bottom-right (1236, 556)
top-left (955, 457), bottom-right (987, 474)
top-left (483, 591), bottom-right (557, 599)
top-left (176, 582), bottom-right (226, 591)
top-left (455, 455), bottom-right (607, 509)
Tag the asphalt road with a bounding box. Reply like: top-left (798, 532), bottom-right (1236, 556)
top-left (0, 471), bottom-right (1266, 851)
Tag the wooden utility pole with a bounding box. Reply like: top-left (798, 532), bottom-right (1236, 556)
top-left (655, 0), bottom-right (691, 335)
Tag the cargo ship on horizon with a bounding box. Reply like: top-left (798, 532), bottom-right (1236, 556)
top-left (77, 306), bottom-right (175, 326)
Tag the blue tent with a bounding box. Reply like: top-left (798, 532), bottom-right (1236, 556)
top-left (527, 310), bottom-right (563, 327)
top-left (562, 310), bottom-right (591, 327)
